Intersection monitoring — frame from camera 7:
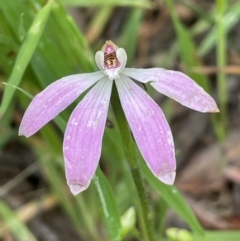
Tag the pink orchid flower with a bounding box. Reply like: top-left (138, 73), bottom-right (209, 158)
top-left (19, 41), bottom-right (219, 196)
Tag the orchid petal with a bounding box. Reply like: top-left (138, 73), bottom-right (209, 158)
top-left (116, 74), bottom-right (176, 185)
top-left (122, 68), bottom-right (219, 113)
top-left (19, 71), bottom-right (104, 137)
top-left (63, 77), bottom-right (112, 195)
top-left (95, 51), bottom-right (104, 70)
top-left (116, 48), bottom-right (127, 71)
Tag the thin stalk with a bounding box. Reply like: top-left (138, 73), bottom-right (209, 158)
top-left (111, 83), bottom-right (156, 241)
top-left (216, 0), bottom-right (227, 143)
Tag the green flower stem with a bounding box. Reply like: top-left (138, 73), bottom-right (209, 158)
top-left (216, 0), bottom-right (227, 144)
top-left (111, 82), bottom-right (156, 241)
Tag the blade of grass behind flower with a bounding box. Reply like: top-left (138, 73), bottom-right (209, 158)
top-left (206, 231), bottom-right (240, 241)
top-left (93, 168), bottom-right (122, 241)
top-left (49, 0), bottom-right (95, 72)
top-left (179, 0), bottom-right (213, 23)
top-left (164, 0), bottom-right (210, 92)
top-left (120, 8), bottom-right (143, 65)
top-left (0, 0), bottom-right (95, 119)
top-left (86, 7), bottom-right (114, 44)
top-left (0, 201), bottom-right (37, 241)
top-left (0, 0), bottom-right (54, 117)
top-left (17, 0), bottom-right (96, 116)
top-left (214, 0), bottom-right (228, 144)
top-left (74, 194), bottom-right (100, 241)
top-left (62, 0), bottom-right (152, 8)
top-left (0, 33), bottom-right (19, 75)
top-left (198, 1), bottom-right (240, 57)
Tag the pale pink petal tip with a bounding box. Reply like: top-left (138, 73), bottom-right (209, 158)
top-left (210, 107), bottom-right (220, 113)
top-left (69, 183), bottom-right (89, 196)
top-left (18, 131), bottom-right (24, 137)
top-left (157, 171), bottom-right (176, 185)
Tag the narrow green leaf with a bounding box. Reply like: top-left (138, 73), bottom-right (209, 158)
top-left (0, 201), bottom-right (37, 241)
top-left (41, 152), bottom-right (83, 228)
top-left (61, 0), bottom-right (152, 8)
top-left (164, 0), bottom-right (209, 91)
top-left (87, 7), bottom-right (113, 44)
top-left (93, 168), bottom-right (122, 241)
top-left (206, 231), bottom-right (240, 241)
top-left (2, 82), bottom-right (33, 99)
top-left (120, 9), bottom-right (143, 65)
top-left (0, 0), bottom-right (54, 116)
top-left (214, 0), bottom-right (228, 144)
top-left (198, 2), bottom-right (240, 57)
top-left (18, 13), bottom-right (27, 42)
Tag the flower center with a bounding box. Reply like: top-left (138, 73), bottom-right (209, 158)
top-left (102, 41), bottom-right (121, 69)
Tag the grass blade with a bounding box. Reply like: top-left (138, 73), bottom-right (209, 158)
top-left (164, 0), bottom-right (209, 91)
top-left (0, 0), bottom-right (54, 116)
top-left (0, 201), bottom-right (37, 241)
top-left (93, 168), bottom-right (122, 241)
top-left (62, 0), bottom-right (152, 8)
